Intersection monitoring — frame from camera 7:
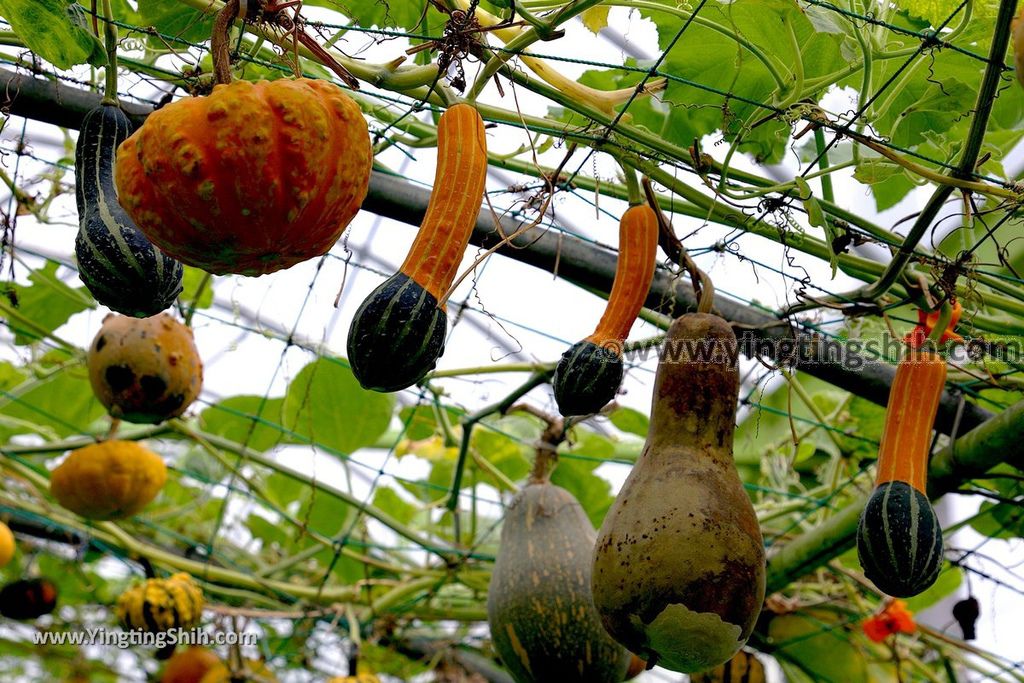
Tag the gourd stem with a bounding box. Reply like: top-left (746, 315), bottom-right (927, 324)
top-left (100, 0), bottom-right (118, 105)
top-left (640, 176), bottom-right (716, 313)
top-left (211, 0), bottom-right (240, 86)
top-left (926, 301), bottom-right (954, 346)
top-left (621, 163), bottom-right (642, 206)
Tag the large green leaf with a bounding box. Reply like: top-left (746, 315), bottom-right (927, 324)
top-left (549, 457), bottom-right (614, 527)
top-left (0, 365), bottom-right (105, 438)
top-left (564, 0), bottom-right (847, 164)
top-left (201, 395), bottom-right (289, 452)
top-left (3, 261), bottom-right (93, 346)
top-left (137, 0), bottom-right (214, 45)
top-left (0, 0), bottom-right (104, 69)
top-left (282, 358), bottom-right (395, 455)
top-left (344, 0), bottom-right (430, 29)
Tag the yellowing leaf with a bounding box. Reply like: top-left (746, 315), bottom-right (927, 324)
top-left (581, 6), bottom-right (609, 33)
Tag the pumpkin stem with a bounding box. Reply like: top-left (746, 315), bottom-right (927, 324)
top-left (211, 0), bottom-right (241, 86)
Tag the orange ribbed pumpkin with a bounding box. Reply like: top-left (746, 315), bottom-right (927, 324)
top-left (114, 79), bottom-right (372, 276)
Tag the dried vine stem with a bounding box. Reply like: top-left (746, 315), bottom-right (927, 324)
top-left (511, 403), bottom-right (567, 484)
top-left (641, 176), bottom-right (714, 314)
top-left (211, 0), bottom-right (239, 85)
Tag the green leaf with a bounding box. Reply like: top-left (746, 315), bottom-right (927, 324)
top-left (0, 0), bottom-right (105, 69)
top-left (904, 565), bottom-right (962, 612)
top-left (971, 500), bottom-right (1024, 539)
top-left (137, 0), bottom-right (214, 45)
top-left (472, 426), bottom-right (531, 490)
top-left (609, 406), bottom-right (649, 437)
top-left (373, 486), bottom-right (418, 526)
top-left (201, 395), bottom-right (289, 452)
top-left (549, 457), bottom-right (614, 527)
top-left (616, 0), bottom-right (847, 164)
top-left (180, 267), bottom-right (214, 311)
top-left (3, 261), bottom-right (93, 345)
top-left (769, 608), bottom-right (879, 683)
top-left (246, 514), bottom-right (288, 548)
top-left (581, 6), bottom-right (610, 33)
top-left (264, 472), bottom-right (307, 511)
top-left (282, 357), bottom-right (395, 455)
top-left (897, 0), bottom-right (994, 26)
top-left (0, 365), bottom-right (105, 438)
top-left (345, 0), bottom-right (429, 29)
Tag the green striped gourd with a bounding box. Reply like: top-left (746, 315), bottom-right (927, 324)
top-left (75, 104), bottom-right (183, 317)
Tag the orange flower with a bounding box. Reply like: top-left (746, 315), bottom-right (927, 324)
top-left (862, 599), bottom-right (917, 642)
top-left (905, 302), bottom-right (964, 349)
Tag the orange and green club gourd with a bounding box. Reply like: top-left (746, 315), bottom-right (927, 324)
top-left (114, 78), bottom-right (372, 276)
top-left (552, 203), bottom-right (658, 415)
top-left (88, 313), bottom-right (203, 424)
top-left (347, 103), bottom-right (488, 392)
top-left (857, 347), bottom-right (946, 597)
top-left (50, 440), bottom-right (167, 521)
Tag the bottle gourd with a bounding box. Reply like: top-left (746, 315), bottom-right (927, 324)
top-left (857, 349), bottom-right (945, 597)
top-left (347, 104), bottom-right (488, 392)
top-left (591, 313), bottom-right (765, 673)
top-left (75, 103), bottom-right (184, 317)
top-left (488, 476), bottom-right (630, 682)
top-left (552, 204), bottom-right (658, 416)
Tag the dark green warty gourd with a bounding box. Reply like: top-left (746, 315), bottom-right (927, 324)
top-left (75, 104), bottom-right (183, 317)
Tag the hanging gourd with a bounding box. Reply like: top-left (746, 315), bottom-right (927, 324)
top-left (856, 305), bottom-right (951, 597)
top-left (49, 440), bottom-right (167, 521)
top-left (161, 647), bottom-right (221, 683)
top-left (117, 573), bottom-right (204, 633)
top-left (87, 313), bottom-right (203, 424)
top-left (347, 103), bottom-right (488, 392)
top-left (113, 2), bottom-right (372, 276)
top-left (0, 578), bottom-right (58, 620)
top-left (75, 10), bottom-right (183, 316)
top-left (488, 436), bottom-right (631, 682)
top-left (592, 262), bottom-right (765, 672)
top-left (552, 203), bottom-right (658, 415)
top-left (0, 521), bottom-right (15, 568)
